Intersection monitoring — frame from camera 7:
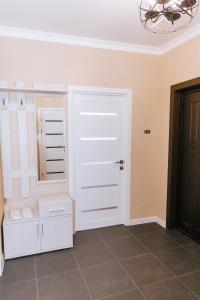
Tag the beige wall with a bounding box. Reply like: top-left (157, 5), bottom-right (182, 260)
top-left (36, 96), bottom-right (65, 108)
top-left (1, 33), bottom-right (200, 225)
top-left (155, 36), bottom-right (200, 220)
top-left (0, 36), bottom-right (164, 220)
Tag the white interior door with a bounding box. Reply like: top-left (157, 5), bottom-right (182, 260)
top-left (68, 87), bottom-right (132, 231)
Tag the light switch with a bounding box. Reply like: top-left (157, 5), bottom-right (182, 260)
top-left (144, 129), bottom-right (151, 134)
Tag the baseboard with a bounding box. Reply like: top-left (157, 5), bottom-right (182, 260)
top-left (0, 253), bottom-right (4, 276)
top-left (130, 216), bottom-right (166, 228)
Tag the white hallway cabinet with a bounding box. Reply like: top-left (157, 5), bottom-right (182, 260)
top-left (3, 209), bottom-right (73, 259)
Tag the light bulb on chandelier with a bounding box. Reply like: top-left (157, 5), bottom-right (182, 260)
top-left (139, 0), bottom-right (199, 33)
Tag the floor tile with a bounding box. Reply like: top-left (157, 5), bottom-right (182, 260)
top-left (155, 247), bottom-right (200, 276)
top-left (142, 278), bottom-right (198, 300)
top-left (74, 229), bottom-right (101, 246)
top-left (38, 269), bottom-right (91, 300)
top-left (98, 225), bottom-right (131, 241)
top-left (164, 229), bottom-right (193, 245)
top-left (100, 289), bottom-right (145, 300)
top-left (73, 241), bottom-right (115, 268)
top-left (0, 256), bottom-right (35, 288)
top-left (184, 242), bottom-right (200, 258)
top-left (181, 270), bottom-right (200, 297)
top-left (106, 235), bottom-right (148, 259)
top-left (136, 230), bottom-right (179, 252)
top-left (35, 249), bottom-right (78, 278)
top-left (0, 280), bottom-right (37, 300)
top-left (121, 253), bottom-right (173, 287)
top-left (82, 261), bottom-right (134, 299)
top-left (0, 225), bottom-right (197, 300)
top-left (128, 223), bottom-right (162, 236)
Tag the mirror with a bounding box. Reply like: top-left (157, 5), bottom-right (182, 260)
top-left (35, 95), bottom-right (66, 182)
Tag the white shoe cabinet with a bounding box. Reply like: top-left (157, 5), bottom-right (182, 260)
top-left (3, 204), bottom-right (73, 259)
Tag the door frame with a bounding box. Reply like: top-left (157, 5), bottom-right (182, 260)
top-left (167, 77), bottom-right (200, 229)
top-left (67, 86), bottom-right (132, 230)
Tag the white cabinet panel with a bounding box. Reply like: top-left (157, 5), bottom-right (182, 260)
top-left (4, 220), bottom-right (40, 259)
top-left (40, 216), bottom-right (73, 252)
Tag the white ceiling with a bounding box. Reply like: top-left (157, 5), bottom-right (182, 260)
top-left (0, 0), bottom-right (200, 48)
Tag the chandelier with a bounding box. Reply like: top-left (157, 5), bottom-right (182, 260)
top-left (139, 0), bottom-right (199, 33)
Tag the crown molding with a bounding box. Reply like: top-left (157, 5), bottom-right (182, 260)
top-left (161, 23), bottom-right (200, 54)
top-left (0, 26), bottom-right (162, 55)
top-left (0, 24), bottom-right (200, 56)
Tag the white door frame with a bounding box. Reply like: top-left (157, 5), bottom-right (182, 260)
top-left (67, 86), bottom-right (132, 229)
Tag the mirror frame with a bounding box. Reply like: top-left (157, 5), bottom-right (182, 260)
top-left (34, 93), bottom-right (67, 185)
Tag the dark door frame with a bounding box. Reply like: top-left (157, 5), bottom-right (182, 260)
top-left (167, 77), bottom-right (200, 229)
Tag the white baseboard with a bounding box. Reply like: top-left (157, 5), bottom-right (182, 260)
top-left (130, 216), bottom-right (166, 228)
top-left (0, 254), bottom-right (4, 276)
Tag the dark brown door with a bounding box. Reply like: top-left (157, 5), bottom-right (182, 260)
top-left (176, 90), bottom-right (200, 241)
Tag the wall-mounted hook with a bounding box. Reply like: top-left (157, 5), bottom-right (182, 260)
top-left (1, 96), bottom-right (8, 110)
top-left (19, 97), bottom-right (25, 110)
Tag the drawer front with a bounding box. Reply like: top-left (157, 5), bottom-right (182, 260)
top-left (3, 221), bottom-right (40, 259)
top-left (39, 202), bottom-right (72, 217)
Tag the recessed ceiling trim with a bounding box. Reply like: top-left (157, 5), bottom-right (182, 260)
top-left (0, 25), bottom-right (162, 55)
top-left (161, 23), bottom-right (200, 54)
top-left (0, 24), bottom-right (200, 56)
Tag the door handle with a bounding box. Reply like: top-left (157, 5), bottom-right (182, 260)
top-left (48, 209), bottom-right (65, 213)
top-left (115, 160), bottom-right (124, 164)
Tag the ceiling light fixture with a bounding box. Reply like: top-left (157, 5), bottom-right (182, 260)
top-left (139, 0), bottom-right (199, 33)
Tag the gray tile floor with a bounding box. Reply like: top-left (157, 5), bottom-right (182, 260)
top-left (0, 223), bottom-right (200, 299)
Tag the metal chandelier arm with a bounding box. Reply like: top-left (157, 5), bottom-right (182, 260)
top-left (139, 0), bottom-right (199, 33)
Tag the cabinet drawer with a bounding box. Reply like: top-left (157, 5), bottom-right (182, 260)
top-left (39, 202), bottom-right (72, 217)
